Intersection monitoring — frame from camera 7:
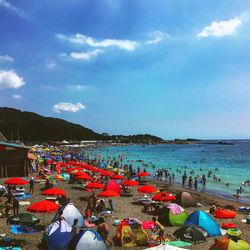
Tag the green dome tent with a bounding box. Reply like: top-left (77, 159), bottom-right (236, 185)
top-left (158, 203), bottom-right (188, 227)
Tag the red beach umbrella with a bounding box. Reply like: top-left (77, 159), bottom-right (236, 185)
top-left (101, 171), bottom-right (113, 176)
top-left (41, 187), bottom-right (66, 196)
top-left (4, 177), bottom-right (28, 186)
top-left (111, 174), bottom-right (124, 180)
top-left (152, 192), bottom-right (176, 202)
top-left (66, 167), bottom-right (83, 173)
top-left (91, 168), bottom-right (103, 173)
top-left (98, 190), bottom-right (120, 197)
top-left (74, 173), bottom-right (93, 181)
top-left (27, 200), bottom-right (59, 213)
top-left (136, 172), bottom-right (151, 177)
top-left (85, 182), bottom-right (104, 189)
top-left (137, 185), bottom-right (157, 194)
top-left (122, 180), bottom-right (139, 186)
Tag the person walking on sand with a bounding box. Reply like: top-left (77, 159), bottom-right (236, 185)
top-left (97, 217), bottom-right (113, 247)
top-left (194, 177), bottom-right (198, 191)
top-left (29, 177), bottom-right (35, 194)
top-left (152, 217), bottom-right (165, 244)
top-left (13, 196), bottom-right (19, 216)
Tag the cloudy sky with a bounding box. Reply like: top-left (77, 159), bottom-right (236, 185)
top-left (0, 0), bottom-right (250, 139)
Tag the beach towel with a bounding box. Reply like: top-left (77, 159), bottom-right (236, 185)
top-left (10, 225), bottom-right (40, 235)
top-left (0, 247), bottom-right (21, 250)
top-left (19, 201), bottom-right (31, 206)
top-left (16, 194), bottom-right (32, 200)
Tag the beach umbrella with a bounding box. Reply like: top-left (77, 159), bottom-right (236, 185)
top-left (136, 172), bottom-right (151, 177)
top-left (98, 190), bottom-right (120, 197)
top-left (152, 192), bottom-right (176, 202)
top-left (8, 213), bottom-right (40, 226)
top-left (101, 170), bottom-right (113, 176)
top-left (27, 200), bottom-right (59, 213)
top-left (41, 187), bottom-right (66, 196)
top-left (137, 185), bottom-right (157, 194)
top-left (72, 171), bottom-right (84, 176)
top-left (27, 200), bottom-right (59, 224)
top-left (91, 168), bottom-right (104, 173)
top-left (85, 182), bottom-right (104, 189)
top-left (74, 173), bottom-right (93, 181)
top-left (111, 174), bottom-right (124, 180)
top-left (66, 167), bottom-right (82, 173)
top-left (4, 177), bottom-right (28, 186)
top-left (122, 180), bottom-right (139, 186)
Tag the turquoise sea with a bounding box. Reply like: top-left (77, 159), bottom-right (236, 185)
top-left (89, 141), bottom-right (250, 203)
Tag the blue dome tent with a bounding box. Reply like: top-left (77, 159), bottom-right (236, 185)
top-left (43, 220), bottom-right (72, 250)
top-left (184, 210), bottom-right (221, 237)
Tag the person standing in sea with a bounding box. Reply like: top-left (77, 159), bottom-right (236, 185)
top-left (194, 177), bottom-right (198, 191)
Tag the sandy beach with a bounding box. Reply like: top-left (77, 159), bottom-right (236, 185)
top-left (0, 174), bottom-right (249, 250)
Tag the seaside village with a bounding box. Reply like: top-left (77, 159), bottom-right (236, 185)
top-left (0, 134), bottom-right (249, 250)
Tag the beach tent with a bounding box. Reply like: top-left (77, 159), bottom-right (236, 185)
top-left (144, 244), bottom-right (187, 250)
top-left (43, 220), bottom-right (72, 250)
top-left (106, 180), bottom-right (121, 194)
top-left (116, 218), bottom-right (147, 247)
top-left (173, 225), bottom-right (209, 244)
top-left (209, 237), bottom-right (250, 250)
top-left (68, 228), bottom-right (107, 250)
top-left (158, 203), bottom-right (188, 227)
top-left (175, 192), bottom-right (196, 208)
top-left (54, 203), bottom-right (84, 227)
top-left (184, 210), bottom-right (221, 237)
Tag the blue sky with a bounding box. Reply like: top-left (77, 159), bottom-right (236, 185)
top-left (1, 0), bottom-right (250, 139)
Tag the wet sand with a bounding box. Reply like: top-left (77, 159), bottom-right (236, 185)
top-left (0, 178), bottom-right (249, 250)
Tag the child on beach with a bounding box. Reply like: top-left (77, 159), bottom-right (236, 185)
top-left (152, 217), bottom-right (165, 244)
top-left (97, 217), bottom-right (112, 246)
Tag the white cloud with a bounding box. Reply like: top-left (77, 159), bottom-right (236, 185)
top-left (53, 102), bottom-right (86, 113)
top-left (70, 49), bottom-right (104, 61)
top-left (45, 60), bottom-right (56, 69)
top-left (197, 17), bottom-right (241, 38)
top-left (56, 33), bottom-right (139, 51)
top-left (67, 84), bottom-right (89, 91)
top-left (0, 0), bottom-right (25, 17)
top-left (0, 54), bottom-right (14, 62)
top-left (145, 30), bottom-right (169, 45)
top-left (13, 94), bottom-right (22, 99)
top-left (0, 70), bottom-right (25, 89)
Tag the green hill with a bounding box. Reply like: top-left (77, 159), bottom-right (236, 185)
top-left (0, 107), bottom-right (164, 144)
top-left (0, 107), bottom-right (105, 143)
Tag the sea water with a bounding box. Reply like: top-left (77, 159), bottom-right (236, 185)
top-left (89, 141), bottom-right (250, 203)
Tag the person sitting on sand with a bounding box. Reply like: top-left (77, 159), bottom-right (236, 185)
top-left (209, 205), bottom-right (216, 214)
top-left (152, 217), bottom-right (165, 244)
top-left (97, 217), bottom-right (113, 247)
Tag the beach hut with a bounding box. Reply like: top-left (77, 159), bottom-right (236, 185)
top-left (54, 203), bottom-right (84, 227)
top-left (115, 218), bottom-right (148, 247)
top-left (43, 220), bottom-right (72, 250)
top-left (68, 228), bottom-right (107, 250)
top-left (184, 210), bottom-right (221, 237)
top-left (175, 192), bottom-right (195, 208)
top-left (209, 237), bottom-right (250, 250)
top-left (158, 203), bottom-right (188, 227)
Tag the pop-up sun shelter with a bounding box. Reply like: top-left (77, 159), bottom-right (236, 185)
top-left (175, 191), bottom-right (195, 208)
top-left (158, 203), bottom-right (188, 227)
top-left (54, 203), bottom-right (84, 227)
top-left (43, 220), bottom-right (72, 250)
top-left (68, 228), bottom-right (107, 250)
top-left (184, 210), bottom-right (221, 237)
top-left (116, 218), bottom-right (148, 247)
top-left (209, 237), bottom-right (250, 250)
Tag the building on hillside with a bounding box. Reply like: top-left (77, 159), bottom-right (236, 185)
top-left (0, 141), bottom-right (31, 178)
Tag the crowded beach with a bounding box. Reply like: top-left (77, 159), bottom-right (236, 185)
top-left (0, 144), bottom-right (249, 250)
